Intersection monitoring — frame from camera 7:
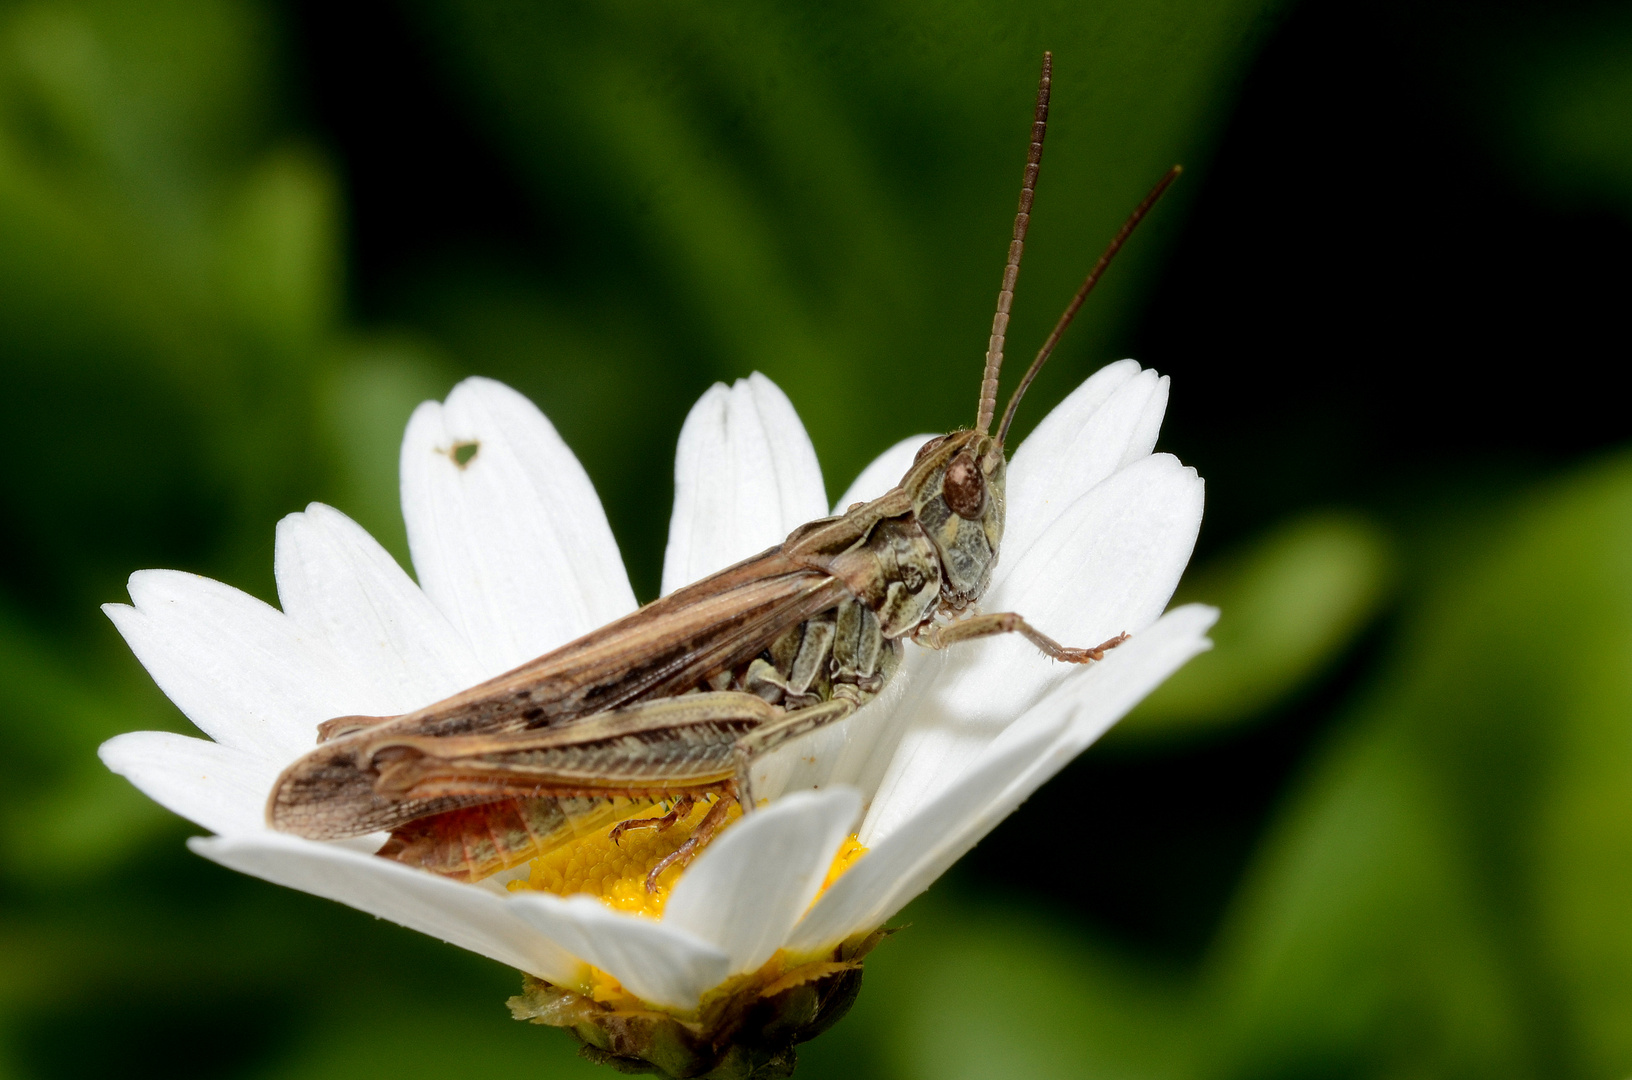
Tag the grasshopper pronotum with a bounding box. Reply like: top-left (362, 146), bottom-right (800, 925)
top-left (267, 52), bottom-right (1180, 891)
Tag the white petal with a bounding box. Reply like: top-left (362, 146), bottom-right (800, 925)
top-left (1122, 376), bottom-right (1170, 469)
top-left (862, 454), bottom-right (1204, 841)
top-left (793, 607), bottom-right (1214, 951)
top-left (988, 453), bottom-right (1203, 640)
top-left (787, 713), bottom-right (1066, 953)
top-left (1006, 359), bottom-right (1138, 490)
top-left (99, 731), bottom-right (280, 836)
top-left (1037, 603), bottom-right (1219, 754)
top-left (506, 893), bottom-right (729, 1009)
top-left (191, 832), bottom-right (583, 983)
top-left (275, 503), bottom-right (486, 715)
top-left (401, 377), bottom-right (636, 675)
top-left (106, 570), bottom-right (366, 763)
top-left (664, 788), bottom-right (860, 974)
top-left (1006, 359), bottom-right (1138, 466)
top-left (831, 434), bottom-right (936, 514)
top-left (859, 606), bottom-right (1218, 918)
top-left (661, 374), bottom-right (827, 595)
top-left (1006, 363), bottom-right (1169, 566)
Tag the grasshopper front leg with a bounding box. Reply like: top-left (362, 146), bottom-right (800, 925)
top-left (914, 614), bottom-right (1129, 663)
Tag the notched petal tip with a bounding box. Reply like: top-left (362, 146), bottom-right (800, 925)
top-left (662, 373), bottom-right (826, 596)
top-left (105, 570), bottom-right (369, 762)
top-left (99, 731), bottom-right (277, 837)
top-left (401, 375), bottom-right (636, 673)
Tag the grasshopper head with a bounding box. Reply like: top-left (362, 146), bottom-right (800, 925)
top-left (899, 429), bottom-right (1006, 611)
top-left (885, 57), bottom-right (1177, 618)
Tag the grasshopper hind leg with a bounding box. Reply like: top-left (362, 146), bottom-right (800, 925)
top-left (644, 783), bottom-right (738, 893)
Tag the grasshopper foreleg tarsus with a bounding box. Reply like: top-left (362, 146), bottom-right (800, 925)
top-left (1047, 630), bottom-right (1130, 663)
top-left (645, 782), bottom-right (739, 893)
top-left (914, 614), bottom-right (1129, 664)
top-left (609, 793), bottom-right (698, 846)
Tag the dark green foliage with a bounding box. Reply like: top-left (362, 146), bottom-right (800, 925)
top-left (1, 0), bottom-right (1629, 1076)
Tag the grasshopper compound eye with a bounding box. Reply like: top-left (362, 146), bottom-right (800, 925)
top-left (943, 449), bottom-right (986, 519)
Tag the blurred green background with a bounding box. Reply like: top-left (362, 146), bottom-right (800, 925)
top-left (2, 0), bottom-right (1630, 1076)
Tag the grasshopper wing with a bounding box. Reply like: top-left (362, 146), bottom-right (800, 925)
top-left (273, 692), bottom-right (780, 839)
top-left (373, 797), bottom-right (631, 883)
top-left (360, 691), bottom-right (783, 881)
top-left (268, 547), bottom-right (850, 839)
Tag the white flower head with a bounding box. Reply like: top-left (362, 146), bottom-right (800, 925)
top-left (99, 363), bottom-right (1213, 1021)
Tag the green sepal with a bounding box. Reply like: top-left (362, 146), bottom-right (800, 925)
top-left (508, 930), bottom-right (892, 1079)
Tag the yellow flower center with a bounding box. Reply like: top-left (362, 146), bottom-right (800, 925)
top-left (821, 834), bottom-right (868, 892)
top-left (508, 796), bottom-right (868, 920)
top-left (507, 797), bottom-right (732, 916)
top-left (507, 798), bottom-right (869, 1011)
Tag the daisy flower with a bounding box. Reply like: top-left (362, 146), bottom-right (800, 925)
top-left (99, 362), bottom-right (1213, 1075)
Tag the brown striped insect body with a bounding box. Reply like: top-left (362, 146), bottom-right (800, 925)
top-left (266, 53), bottom-right (1180, 889)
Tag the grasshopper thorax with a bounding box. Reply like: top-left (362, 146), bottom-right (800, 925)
top-left (900, 429), bottom-right (1007, 613)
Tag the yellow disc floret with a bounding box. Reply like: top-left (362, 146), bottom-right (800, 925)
top-left (507, 795), bottom-right (871, 1013)
top-left (509, 796), bottom-right (868, 918)
top-left (509, 798), bottom-right (738, 917)
top-left (820, 834), bottom-right (868, 896)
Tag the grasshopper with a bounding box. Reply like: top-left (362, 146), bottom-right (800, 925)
top-left (267, 52), bottom-right (1180, 891)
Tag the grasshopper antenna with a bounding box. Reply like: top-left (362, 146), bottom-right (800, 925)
top-left (976, 51), bottom-right (1052, 435)
top-left (995, 163), bottom-right (1183, 448)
